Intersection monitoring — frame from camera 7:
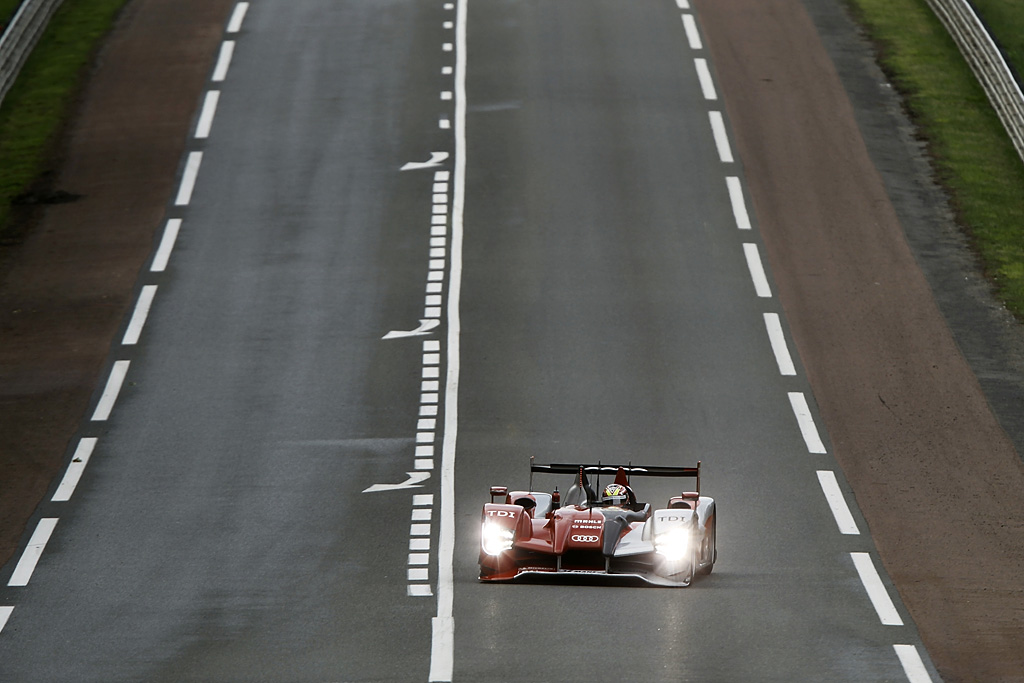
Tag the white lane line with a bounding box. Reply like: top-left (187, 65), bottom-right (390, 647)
top-left (122, 285), bottom-right (158, 345)
top-left (409, 584), bottom-right (433, 597)
top-left (0, 606), bottom-right (12, 633)
top-left (8, 518), bottom-right (58, 587)
top-left (709, 111), bottom-right (734, 163)
top-left (726, 176), bottom-right (751, 230)
top-left (675, 0), bottom-right (690, 8)
top-left (763, 312), bottom-right (796, 376)
top-left (174, 151), bottom-right (203, 206)
top-left (816, 470), bottom-right (860, 535)
top-left (681, 14), bottom-right (702, 50)
top-left (430, 0), bottom-right (466, 678)
top-left (894, 644), bottom-right (934, 682)
top-left (195, 90), bottom-right (220, 139)
top-left (92, 360), bottom-right (131, 421)
top-left (227, 2), bottom-right (249, 33)
top-left (742, 243), bottom-right (772, 298)
top-left (788, 391), bottom-right (826, 454)
top-left (212, 40), bottom-right (235, 82)
top-left (694, 58), bottom-right (717, 100)
top-left (151, 218), bottom-right (182, 272)
top-left (52, 437), bottom-right (98, 502)
top-left (851, 552), bottom-right (904, 626)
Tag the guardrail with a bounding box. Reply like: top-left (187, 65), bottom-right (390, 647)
top-left (0, 0), bottom-right (65, 108)
top-left (926, 0), bottom-right (1024, 165)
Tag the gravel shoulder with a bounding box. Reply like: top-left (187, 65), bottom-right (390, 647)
top-left (699, 0), bottom-right (1024, 680)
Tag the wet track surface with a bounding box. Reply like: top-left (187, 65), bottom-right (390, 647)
top-left (0, 0), bottom-right (946, 680)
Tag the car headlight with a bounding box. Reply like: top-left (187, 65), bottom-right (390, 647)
top-left (481, 520), bottom-right (514, 556)
top-left (654, 527), bottom-right (691, 561)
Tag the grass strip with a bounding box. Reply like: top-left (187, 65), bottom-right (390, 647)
top-left (846, 0), bottom-right (1024, 319)
top-left (2, 0), bottom-right (24, 27)
top-left (0, 0), bottom-right (129, 244)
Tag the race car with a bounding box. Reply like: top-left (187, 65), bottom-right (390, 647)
top-left (479, 461), bottom-right (716, 586)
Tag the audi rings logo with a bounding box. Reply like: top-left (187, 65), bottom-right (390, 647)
top-left (570, 534), bottom-right (600, 543)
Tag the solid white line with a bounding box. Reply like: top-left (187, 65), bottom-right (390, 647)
top-left (788, 392), bottom-right (826, 453)
top-left (709, 111), bottom-right (734, 163)
top-left (8, 518), bottom-right (58, 586)
top-left (52, 437), bottom-right (98, 502)
top-left (175, 151), bottom-right (203, 206)
top-left (694, 58), bottom-right (717, 100)
top-left (212, 41), bottom-right (235, 82)
top-left (894, 644), bottom-right (933, 682)
top-left (763, 312), bottom-right (796, 375)
top-left (851, 552), bottom-right (903, 626)
top-left (430, 0), bottom-right (466, 679)
top-left (151, 218), bottom-right (181, 272)
top-left (681, 14), bottom-right (702, 50)
top-left (726, 176), bottom-right (751, 230)
top-left (227, 2), bottom-right (249, 33)
top-left (195, 90), bottom-right (220, 139)
top-left (0, 606), bottom-right (12, 633)
top-left (816, 470), bottom-right (860, 535)
top-left (92, 360), bottom-right (131, 421)
top-left (743, 243), bottom-right (772, 298)
top-left (122, 285), bottom-right (158, 345)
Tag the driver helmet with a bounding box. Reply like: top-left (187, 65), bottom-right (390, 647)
top-left (602, 483), bottom-right (629, 508)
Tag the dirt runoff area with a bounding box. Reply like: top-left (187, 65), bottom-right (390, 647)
top-left (698, 0), bottom-right (1024, 680)
top-left (0, 0), bottom-right (233, 564)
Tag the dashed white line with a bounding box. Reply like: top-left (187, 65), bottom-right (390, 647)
top-left (8, 518), bottom-right (58, 587)
top-left (763, 312), bottom-right (796, 376)
top-left (709, 111), bottom-right (734, 163)
top-left (212, 40), bottom-right (235, 82)
top-left (174, 151), bottom-right (203, 206)
top-left (787, 391), bottom-right (827, 454)
top-left (681, 14), bottom-right (702, 50)
top-left (151, 218), bottom-right (182, 272)
top-left (227, 2), bottom-right (249, 33)
top-left (92, 360), bottom-right (131, 421)
top-left (122, 285), bottom-right (158, 346)
top-left (0, 606), bottom-right (12, 634)
top-left (726, 176), bottom-right (751, 230)
top-left (675, 0), bottom-right (690, 8)
top-left (52, 437), bottom-right (98, 502)
top-left (816, 470), bottom-right (860, 535)
top-left (894, 645), bottom-right (933, 682)
top-left (195, 90), bottom-right (220, 139)
top-left (851, 552), bottom-right (904, 626)
top-left (742, 243), bottom-right (772, 298)
top-left (694, 58), bottom-right (717, 100)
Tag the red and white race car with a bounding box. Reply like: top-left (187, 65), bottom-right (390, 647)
top-left (479, 461), bottom-right (716, 586)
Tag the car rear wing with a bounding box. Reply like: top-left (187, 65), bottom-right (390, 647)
top-left (529, 460), bottom-right (700, 495)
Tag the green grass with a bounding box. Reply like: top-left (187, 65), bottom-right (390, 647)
top-left (847, 0), bottom-right (1024, 319)
top-left (1, 0), bottom-right (24, 27)
top-left (0, 0), bottom-right (128, 244)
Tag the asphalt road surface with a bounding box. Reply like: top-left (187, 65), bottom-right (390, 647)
top-left (0, 0), bottom-right (942, 680)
